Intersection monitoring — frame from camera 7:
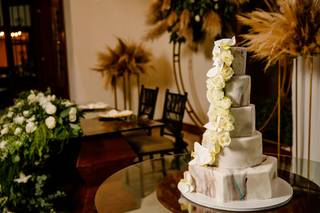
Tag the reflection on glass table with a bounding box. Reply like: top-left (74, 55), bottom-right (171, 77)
top-left (94, 154), bottom-right (320, 213)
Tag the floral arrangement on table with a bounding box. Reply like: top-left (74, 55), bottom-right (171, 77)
top-left (92, 37), bottom-right (152, 87)
top-left (189, 37), bottom-right (236, 166)
top-left (0, 90), bottom-right (82, 212)
top-left (145, 0), bottom-right (249, 50)
top-left (238, 0), bottom-right (320, 68)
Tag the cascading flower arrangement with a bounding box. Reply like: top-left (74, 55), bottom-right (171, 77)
top-left (238, 0), bottom-right (320, 68)
top-left (92, 37), bottom-right (152, 87)
top-left (145, 0), bottom-right (248, 50)
top-left (178, 37), bottom-right (236, 192)
top-left (0, 90), bottom-right (82, 212)
top-left (190, 37), bottom-right (236, 166)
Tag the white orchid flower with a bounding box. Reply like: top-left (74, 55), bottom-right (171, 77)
top-left (189, 142), bottom-right (214, 166)
top-left (13, 172), bottom-right (32, 184)
top-left (207, 59), bottom-right (223, 77)
top-left (214, 36), bottom-right (236, 49)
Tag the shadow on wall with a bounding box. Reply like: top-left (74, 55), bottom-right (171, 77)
top-left (141, 53), bottom-right (173, 87)
top-left (141, 53), bottom-right (172, 119)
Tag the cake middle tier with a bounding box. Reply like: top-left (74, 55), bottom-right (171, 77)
top-left (225, 75), bottom-right (251, 107)
top-left (230, 104), bottom-right (255, 137)
top-left (215, 131), bottom-right (263, 169)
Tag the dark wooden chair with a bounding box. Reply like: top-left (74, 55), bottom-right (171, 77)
top-left (137, 85), bottom-right (159, 120)
top-left (127, 89), bottom-right (188, 162)
top-left (122, 85), bottom-right (159, 137)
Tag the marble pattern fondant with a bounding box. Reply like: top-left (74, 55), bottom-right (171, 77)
top-left (216, 131), bottom-right (263, 169)
top-left (230, 104), bottom-right (255, 137)
top-left (225, 75), bottom-right (251, 107)
top-left (231, 47), bottom-right (247, 75)
top-left (189, 156), bottom-right (277, 203)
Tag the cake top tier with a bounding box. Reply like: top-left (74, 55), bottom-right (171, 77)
top-left (231, 47), bottom-right (247, 75)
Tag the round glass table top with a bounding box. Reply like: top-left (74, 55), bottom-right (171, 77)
top-left (95, 154), bottom-right (320, 213)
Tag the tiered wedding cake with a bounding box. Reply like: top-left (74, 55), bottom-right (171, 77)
top-left (178, 37), bottom-right (292, 210)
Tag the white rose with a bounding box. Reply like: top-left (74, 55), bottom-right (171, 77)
top-left (45, 116), bottom-right (56, 129)
top-left (14, 127), bottom-right (22, 135)
top-left (14, 116), bottom-right (25, 125)
top-left (15, 141), bottom-right (22, 147)
top-left (27, 115), bottom-right (36, 122)
top-left (7, 112), bottom-right (13, 118)
top-left (0, 140), bottom-right (7, 149)
top-left (219, 132), bottom-right (231, 147)
top-left (38, 95), bottom-right (48, 107)
top-left (221, 50), bottom-right (234, 66)
top-left (178, 180), bottom-right (194, 193)
top-left (178, 171), bottom-right (195, 193)
top-left (27, 93), bottom-right (37, 103)
top-left (25, 122), bottom-right (36, 133)
top-left (206, 88), bottom-right (224, 103)
top-left (69, 107), bottom-right (77, 122)
top-left (220, 66), bottom-right (234, 81)
top-left (44, 103), bottom-right (57, 115)
top-left (23, 110), bottom-right (30, 117)
top-left (215, 97), bottom-right (232, 109)
top-left (211, 75), bottom-right (225, 90)
top-left (1, 127), bottom-right (9, 135)
top-left (220, 118), bottom-right (234, 132)
top-left (208, 106), bottom-right (230, 120)
top-left (48, 95), bottom-right (56, 101)
top-left (36, 92), bottom-right (44, 100)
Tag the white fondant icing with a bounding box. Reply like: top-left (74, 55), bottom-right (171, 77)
top-left (216, 131), bottom-right (263, 169)
top-left (225, 75), bottom-right (251, 107)
top-left (231, 47), bottom-right (247, 75)
top-left (188, 156), bottom-right (278, 202)
top-left (230, 104), bottom-right (255, 137)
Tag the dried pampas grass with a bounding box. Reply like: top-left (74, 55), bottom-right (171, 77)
top-left (93, 38), bottom-right (152, 87)
top-left (227, 0), bottom-right (250, 6)
top-left (145, 0), bottom-right (247, 51)
top-left (238, 0), bottom-right (320, 68)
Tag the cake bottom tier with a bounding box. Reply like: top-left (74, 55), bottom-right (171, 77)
top-left (188, 156), bottom-right (277, 203)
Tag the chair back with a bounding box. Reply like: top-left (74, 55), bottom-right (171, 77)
top-left (161, 89), bottom-right (187, 138)
top-left (138, 85), bottom-right (159, 119)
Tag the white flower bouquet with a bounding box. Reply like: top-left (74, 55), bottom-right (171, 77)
top-left (0, 89), bottom-right (82, 212)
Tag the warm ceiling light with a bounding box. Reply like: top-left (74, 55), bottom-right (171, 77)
top-left (0, 31), bottom-right (4, 37)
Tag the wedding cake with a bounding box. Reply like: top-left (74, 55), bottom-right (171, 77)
top-left (178, 37), bottom-right (292, 210)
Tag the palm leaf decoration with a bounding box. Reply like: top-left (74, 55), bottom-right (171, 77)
top-left (93, 38), bottom-right (152, 87)
top-left (238, 0), bottom-right (320, 68)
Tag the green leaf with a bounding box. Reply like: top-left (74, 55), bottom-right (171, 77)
top-left (60, 108), bottom-right (70, 118)
top-left (31, 123), bottom-right (48, 159)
